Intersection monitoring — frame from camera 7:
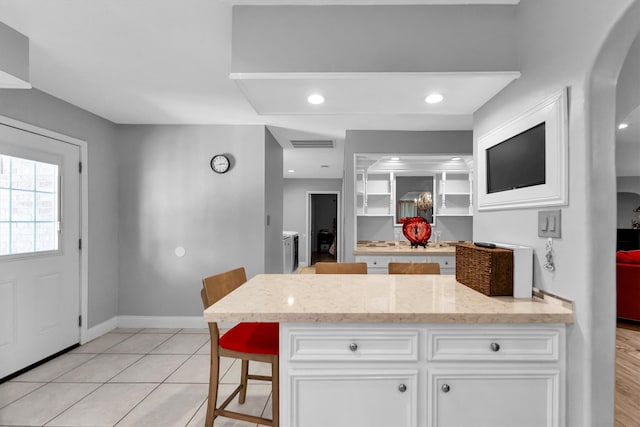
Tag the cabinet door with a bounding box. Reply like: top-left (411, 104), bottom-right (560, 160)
top-left (428, 255), bottom-right (455, 274)
top-left (290, 369), bottom-right (418, 427)
top-left (429, 369), bottom-right (560, 427)
top-left (355, 255), bottom-right (392, 274)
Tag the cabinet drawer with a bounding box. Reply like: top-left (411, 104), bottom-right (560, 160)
top-left (356, 255), bottom-right (392, 269)
top-left (396, 255), bottom-right (428, 263)
top-left (288, 328), bottom-right (419, 362)
top-left (428, 329), bottom-right (560, 362)
top-left (428, 255), bottom-right (455, 270)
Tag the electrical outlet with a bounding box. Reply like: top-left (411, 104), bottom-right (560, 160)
top-left (538, 210), bottom-right (561, 238)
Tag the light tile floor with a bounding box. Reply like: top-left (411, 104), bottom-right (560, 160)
top-left (0, 328), bottom-right (273, 427)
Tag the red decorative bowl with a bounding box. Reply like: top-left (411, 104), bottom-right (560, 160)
top-left (400, 216), bottom-right (432, 248)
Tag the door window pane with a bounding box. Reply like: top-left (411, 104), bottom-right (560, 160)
top-left (0, 155), bottom-right (59, 256)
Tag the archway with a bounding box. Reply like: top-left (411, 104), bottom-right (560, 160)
top-left (588, 1), bottom-right (640, 424)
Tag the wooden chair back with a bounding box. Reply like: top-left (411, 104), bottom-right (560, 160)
top-left (388, 262), bottom-right (441, 274)
top-left (201, 267), bottom-right (247, 344)
top-left (202, 267), bottom-right (247, 306)
top-left (201, 267), bottom-right (279, 427)
top-left (315, 262), bottom-right (368, 274)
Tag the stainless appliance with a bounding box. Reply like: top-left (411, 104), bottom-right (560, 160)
top-left (283, 231), bottom-right (299, 273)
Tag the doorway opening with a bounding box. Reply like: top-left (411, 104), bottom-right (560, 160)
top-left (307, 191), bottom-right (341, 267)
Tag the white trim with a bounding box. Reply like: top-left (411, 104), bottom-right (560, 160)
top-left (87, 316), bottom-right (118, 342)
top-left (117, 315), bottom-right (208, 329)
top-left (477, 88), bottom-right (569, 211)
top-left (226, 0), bottom-right (519, 5)
top-left (84, 315), bottom-right (234, 343)
top-left (230, 71), bottom-right (521, 80)
top-left (305, 191), bottom-right (342, 265)
top-left (0, 115), bottom-right (90, 345)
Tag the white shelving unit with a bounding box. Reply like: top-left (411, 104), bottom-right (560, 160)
top-left (437, 172), bottom-right (473, 217)
top-left (356, 171), bottom-right (394, 217)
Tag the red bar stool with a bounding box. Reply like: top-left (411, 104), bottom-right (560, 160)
top-left (201, 267), bottom-right (279, 426)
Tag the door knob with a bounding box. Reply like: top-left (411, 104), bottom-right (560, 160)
top-left (490, 342), bottom-right (500, 352)
top-left (398, 384), bottom-right (407, 393)
top-left (441, 384), bottom-right (450, 393)
top-left (349, 342), bottom-right (358, 352)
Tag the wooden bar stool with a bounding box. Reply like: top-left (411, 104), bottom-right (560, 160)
top-left (388, 262), bottom-right (441, 274)
top-left (201, 267), bottom-right (279, 427)
top-left (314, 262), bottom-right (368, 274)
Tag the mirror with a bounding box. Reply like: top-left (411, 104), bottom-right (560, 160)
top-left (395, 176), bottom-right (435, 225)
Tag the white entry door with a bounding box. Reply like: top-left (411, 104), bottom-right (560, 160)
top-left (0, 123), bottom-right (81, 379)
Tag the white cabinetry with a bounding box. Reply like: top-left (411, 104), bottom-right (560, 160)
top-left (356, 171), bottom-right (394, 217)
top-left (280, 323), bottom-right (565, 427)
top-left (355, 254), bottom-right (455, 274)
top-left (427, 326), bottom-right (564, 427)
top-left (283, 325), bottom-right (420, 427)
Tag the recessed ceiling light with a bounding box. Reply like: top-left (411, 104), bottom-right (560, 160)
top-left (619, 123), bottom-right (629, 130)
top-left (391, 157), bottom-right (400, 161)
top-left (287, 169), bottom-right (295, 173)
top-left (451, 157), bottom-right (462, 161)
top-left (425, 93), bottom-right (444, 104)
top-left (307, 94), bottom-right (325, 105)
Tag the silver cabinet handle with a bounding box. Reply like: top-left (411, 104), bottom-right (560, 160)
top-left (441, 384), bottom-right (450, 393)
top-left (490, 342), bottom-right (500, 352)
top-left (398, 384), bottom-right (407, 393)
top-left (349, 342), bottom-right (358, 352)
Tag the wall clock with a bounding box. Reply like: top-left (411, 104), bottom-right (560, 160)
top-left (210, 154), bottom-right (230, 174)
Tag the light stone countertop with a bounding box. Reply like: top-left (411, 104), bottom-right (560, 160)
top-left (203, 274), bottom-right (574, 324)
top-left (353, 240), bottom-right (469, 255)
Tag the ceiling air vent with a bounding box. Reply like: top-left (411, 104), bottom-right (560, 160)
top-left (290, 140), bottom-right (334, 149)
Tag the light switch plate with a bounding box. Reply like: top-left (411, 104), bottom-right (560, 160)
top-left (538, 209), bottom-right (561, 238)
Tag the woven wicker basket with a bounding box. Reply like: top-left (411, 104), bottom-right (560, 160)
top-left (455, 244), bottom-right (514, 296)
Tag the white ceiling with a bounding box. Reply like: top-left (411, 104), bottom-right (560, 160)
top-left (0, 0), bottom-right (522, 179)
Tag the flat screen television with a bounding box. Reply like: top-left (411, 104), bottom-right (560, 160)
top-left (486, 122), bottom-right (546, 194)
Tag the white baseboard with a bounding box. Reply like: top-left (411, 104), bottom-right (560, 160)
top-left (117, 315), bottom-right (208, 329)
top-left (84, 315), bottom-right (234, 343)
top-left (86, 316), bottom-right (118, 343)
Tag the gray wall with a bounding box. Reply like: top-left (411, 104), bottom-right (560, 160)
top-left (473, 0), bottom-right (638, 424)
top-left (283, 178), bottom-right (342, 266)
top-left (232, 5), bottom-right (518, 73)
top-left (357, 216), bottom-right (472, 243)
top-left (0, 88), bottom-right (119, 328)
top-left (264, 128), bottom-right (283, 273)
top-left (116, 124), bottom-right (269, 317)
top-left (344, 130), bottom-right (473, 260)
top-left (0, 21), bottom-right (29, 83)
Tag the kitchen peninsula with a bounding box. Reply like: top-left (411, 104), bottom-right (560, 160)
top-left (204, 274), bottom-right (573, 427)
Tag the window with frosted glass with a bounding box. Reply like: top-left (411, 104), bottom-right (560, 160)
top-left (0, 155), bottom-right (59, 256)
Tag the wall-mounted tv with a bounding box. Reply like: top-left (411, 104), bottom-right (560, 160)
top-left (477, 88), bottom-right (568, 211)
top-left (486, 122), bottom-right (546, 194)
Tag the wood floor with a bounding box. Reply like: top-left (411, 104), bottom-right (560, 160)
top-left (616, 321), bottom-right (640, 426)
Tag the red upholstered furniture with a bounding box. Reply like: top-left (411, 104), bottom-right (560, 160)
top-left (201, 267), bottom-right (279, 427)
top-left (617, 250), bottom-right (640, 322)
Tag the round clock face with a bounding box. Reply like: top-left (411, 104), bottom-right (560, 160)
top-left (210, 154), bottom-right (230, 174)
